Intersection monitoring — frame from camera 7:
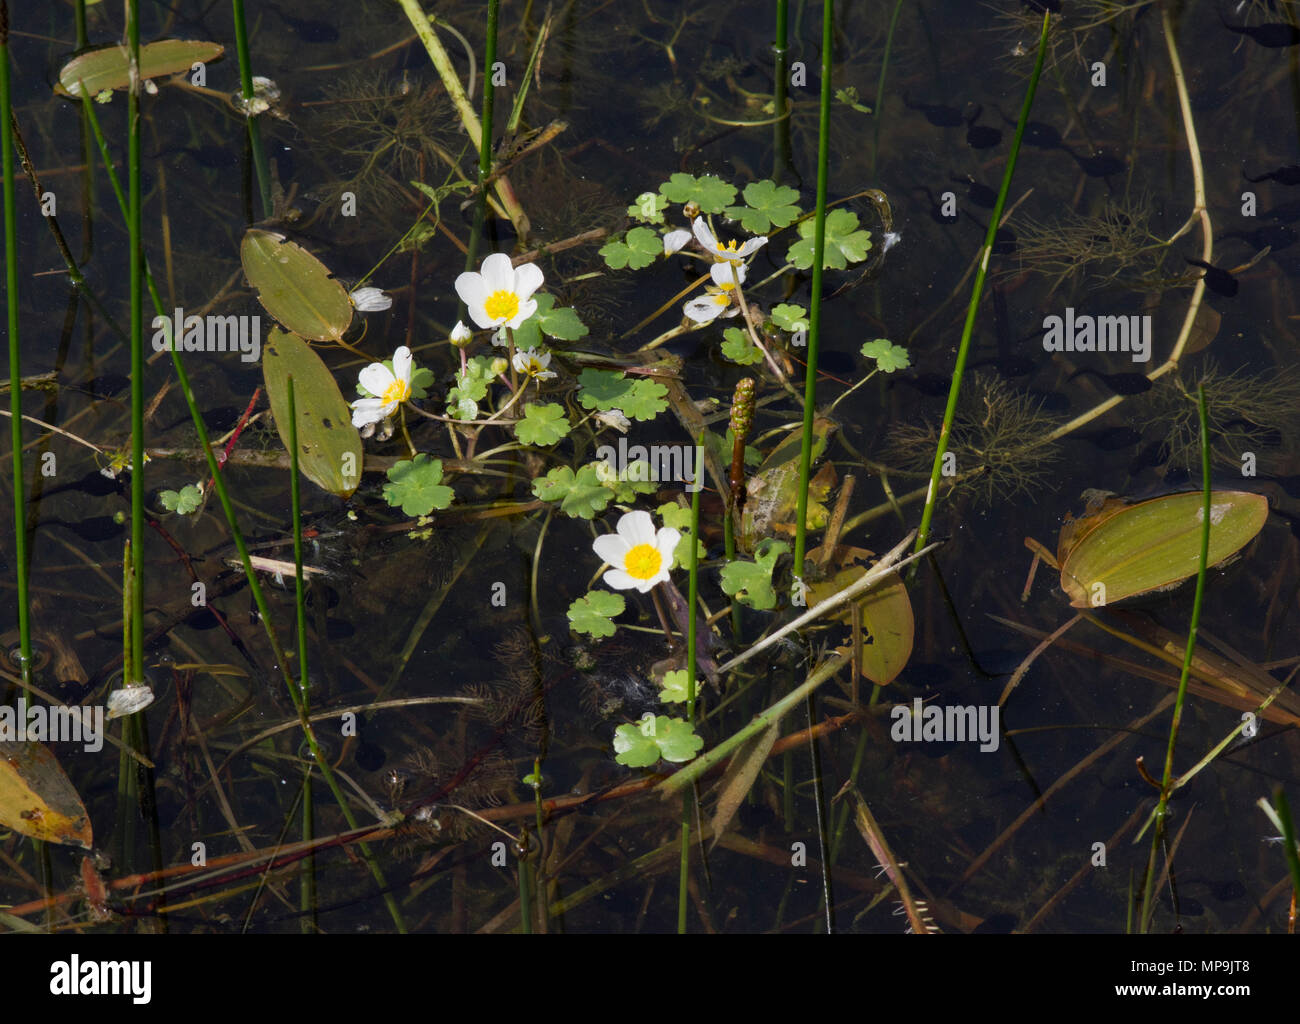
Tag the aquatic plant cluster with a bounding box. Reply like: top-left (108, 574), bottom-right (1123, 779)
top-left (0, 0), bottom-right (1298, 947)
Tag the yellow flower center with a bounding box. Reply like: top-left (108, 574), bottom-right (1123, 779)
top-left (382, 378), bottom-right (411, 405)
top-left (717, 240), bottom-right (740, 254)
top-left (484, 290), bottom-right (520, 322)
top-left (624, 543), bottom-right (663, 581)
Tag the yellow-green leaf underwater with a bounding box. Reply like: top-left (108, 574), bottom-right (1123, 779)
top-left (55, 40), bottom-right (224, 97)
top-left (240, 229), bottom-right (355, 342)
top-left (1058, 490), bottom-right (1269, 608)
top-left (262, 328), bottom-right (363, 498)
top-left (0, 740), bottom-right (93, 849)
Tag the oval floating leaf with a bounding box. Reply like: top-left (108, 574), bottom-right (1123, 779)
top-left (808, 559), bottom-right (914, 686)
top-left (56, 40), bottom-right (224, 97)
top-left (241, 229), bottom-right (354, 342)
top-left (262, 328), bottom-right (363, 498)
top-left (0, 740), bottom-right (93, 849)
top-left (1058, 490), bottom-right (1268, 608)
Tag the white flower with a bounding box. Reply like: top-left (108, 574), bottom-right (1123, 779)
top-left (450, 320), bottom-right (472, 345)
top-left (512, 347), bottom-right (556, 381)
top-left (683, 282), bottom-right (739, 324)
top-left (592, 510), bottom-right (681, 593)
top-left (350, 286), bottom-right (392, 312)
top-left (692, 218), bottom-right (767, 265)
top-left (351, 346), bottom-right (414, 429)
top-left (454, 252), bottom-right (544, 330)
top-left (663, 228), bottom-right (692, 255)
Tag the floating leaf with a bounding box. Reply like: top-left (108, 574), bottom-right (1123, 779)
top-left (159, 483), bottom-right (203, 514)
top-left (576, 369), bottom-right (668, 421)
top-left (770, 303), bottom-right (808, 332)
top-left (532, 464), bottom-right (612, 519)
top-left (658, 173), bottom-right (737, 214)
top-left (515, 402), bottom-right (570, 446)
top-left (786, 209), bottom-right (873, 270)
top-left (241, 229), bottom-right (354, 342)
top-left (725, 179), bottom-right (801, 233)
top-left (56, 39), bottom-right (224, 97)
top-left (720, 538), bottom-right (789, 610)
top-left (567, 590), bottom-right (625, 638)
top-left (658, 669), bottom-right (693, 704)
top-left (721, 327), bottom-right (763, 365)
top-left (613, 714), bottom-right (704, 767)
top-left (599, 227), bottom-right (662, 270)
top-left (513, 293), bottom-right (588, 349)
top-left (656, 502), bottom-right (694, 531)
top-left (382, 455), bottom-right (454, 516)
top-left (860, 338), bottom-right (910, 372)
top-left (808, 559), bottom-right (914, 686)
top-left (0, 740), bottom-right (93, 849)
top-left (1054, 490), bottom-right (1269, 609)
top-left (628, 191), bottom-right (669, 224)
top-left (261, 328), bottom-right (362, 498)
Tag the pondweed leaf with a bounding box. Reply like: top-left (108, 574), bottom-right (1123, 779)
top-left (262, 329), bottom-right (362, 498)
top-left (0, 740), bottom-right (93, 849)
top-left (567, 590), bottom-right (625, 638)
top-left (241, 230), bottom-right (354, 342)
top-left (56, 40), bottom-right (224, 97)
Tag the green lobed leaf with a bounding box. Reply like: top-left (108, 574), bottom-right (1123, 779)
top-left (719, 538), bottom-right (790, 610)
top-left (382, 455), bottom-right (454, 516)
top-left (770, 303), bottom-right (809, 332)
top-left (724, 179), bottom-right (802, 233)
top-left (159, 483), bottom-right (203, 515)
top-left (658, 173), bottom-right (737, 214)
top-left (721, 327), bottom-right (764, 365)
top-left (786, 209), bottom-right (873, 270)
top-left (628, 191), bottom-right (669, 224)
top-left (531, 464), bottom-right (612, 519)
top-left (576, 369), bottom-right (668, 421)
top-left (567, 590), bottom-right (626, 638)
top-left (515, 402), bottom-right (571, 446)
top-left (513, 293), bottom-right (588, 350)
top-left (860, 339), bottom-right (910, 372)
top-left (613, 714), bottom-right (705, 766)
top-left (600, 226), bottom-right (662, 270)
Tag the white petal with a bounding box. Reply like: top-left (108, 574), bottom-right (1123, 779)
top-left (350, 397), bottom-right (389, 428)
top-left (616, 509), bottom-right (656, 548)
top-left (692, 218), bottom-right (717, 251)
top-left (602, 568), bottom-right (640, 591)
top-left (663, 229), bottom-right (691, 255)
top-left (593, 533), bottom-right (630, 565)
top-left (350, 286), bottom-right (392, 312)
top-left (391, 346), bottom-right (413, 383)
top-left (737, 236), bottom-right (768, 258)
top-left (454, 271), bottom-right (488, 312)
top-left (480, 252), bottom-right (516, 293)
top-left (711, 262), bottom-right (743, 286)
top-left (656, 527), bottom-right (682, 567)
top-left (451, 320), bottom-right (472, 343)
top-left (684, 298), bottom-right (722, 324)
top-left (357, 362), bottom-right (394, 397)
top-left (513, 261), bottom-right (545, 301)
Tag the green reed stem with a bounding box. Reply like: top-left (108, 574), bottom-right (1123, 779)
top-left (481, 0), bottom-right (499, 184)
top-left (287, 377), bottom-right (317, 932)
top-left (678, 450), bottom-right (702, 933)
top-left (791, 0), bottom-right (834, 590)
top-left (912, 8), bottom-right (1049, 563)
top-left (230, 0), bottom-right (272, 217)
top-left (0, 3), bottom-right (29, 684)
top-left (127, 0), bottom-right (144, 685)
top-left (1273, 789), bottom-right (1300, 909)
top-left (869, 0), bottom-right (905, 178)
top-left (1139, 384), bottom-right (1211, 933)
top-left (772, 0), bottom-right (791, 180)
